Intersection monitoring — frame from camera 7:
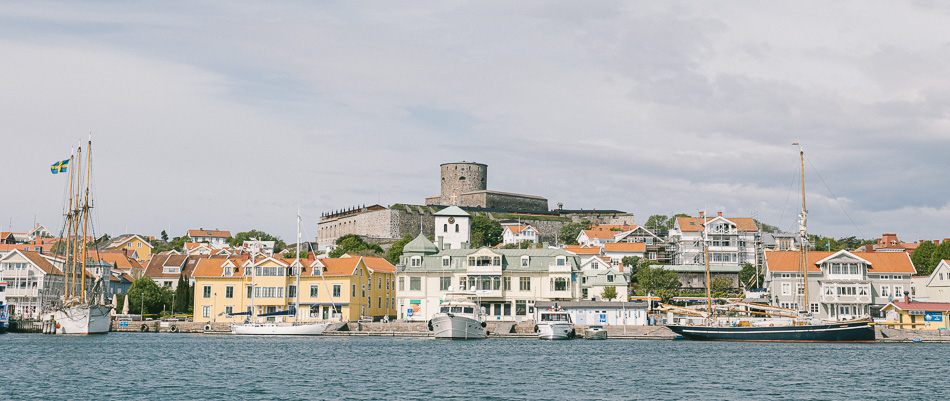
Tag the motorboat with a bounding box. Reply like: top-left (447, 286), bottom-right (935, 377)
top-left (584, 325), bottom-right (607, 340)
top-left (536, 309), bottom-right (575, 340)
top-left (428, 294), bottom-right (486, 339)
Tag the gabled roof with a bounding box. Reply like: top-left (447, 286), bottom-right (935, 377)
top-left (604, 242), bottom-right (646, 253)
top-left (882, 300), bottom-right (950, 312)
top-left (144, 254), bottom-right (208, 278)
top-left (107, 234), bottom-right (154, 250)
top-left (313, 257), bottom-right (362, 276)
top-left (580, 229), bottom-right (617, 240)
top-left (676, 216), bottom-right (758, 232)
top-left (764, 251), bottom-right (916, 274)
top-left (504, 225), bottom-right (535, 235)
top-left (360, 256), bottom-right (397, 273)
top-left (434, 205), bottom-right (470, 217)
top-left (192, 257), bottom-right (248, 277)
top-left (93, 251), bottom-right (144, 270)
top-left (563, 245), bottom-right (602, 255)
top-left (188, 229), bottom-right (232, 238)
top-left (10, 250), bottom-right (64, 275)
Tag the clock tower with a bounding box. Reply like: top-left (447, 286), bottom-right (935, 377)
top-left (433, 204), bottom-right (471, 250)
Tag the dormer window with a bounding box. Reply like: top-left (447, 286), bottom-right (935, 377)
top-left (411, 256), bottom-right (422, 268)
top-left (442, 256), bottom-right (451, 267)
top-left (521, 256), bottom-right (529, 267)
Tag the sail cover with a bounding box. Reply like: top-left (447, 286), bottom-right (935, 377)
top-left (257, 307), bottom-right (296, 317)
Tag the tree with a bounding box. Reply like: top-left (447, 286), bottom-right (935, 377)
top-left (127, 276), bottom-right (171, 315)
top-left (623, 256), bottom-right (653, 283)
top-left (636, 266), bottom-right (681, 303)
top-left (601, 286), bottom-right (618, 301)
top-left (173, 274), bottom-right (190, 314)
top-left (230, 230), bottom-right (287, 253)
top-left (151, 235), bottom-right (190, 254)
top-left (644, 215), bottom-right (669, 232)
top-left (911, 241), bottom-right (936, 276)
top-left (558, 221), bottom-right (590, 245)
top-left (386, 234), bottom-right (413, 264)
top-left (51, 240), bottom-right (66, 255)
top-left (500, 240), bottom-right (535, 249)
top-left (328, 234), bottom-right (384, 258)
top-left (929, 241), bottom-right (950, 276)
top-left (470, 216), bottom-right (503, 248)
top-left (738, 263), bottom-right (762, 289)
top-left (161, 230), bottom-right (169, 242)
top-left (710, 276), bottom-right (734, 297)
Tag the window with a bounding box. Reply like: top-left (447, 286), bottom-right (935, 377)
top-left (516, 300), bottom-right (527, 316)
top-left (556, 257), bottom-right (566, 266)
top-left (247, 285), bottom-right (253, 298)
top-left (894, 286), bottom-right (903, 298)
top-left (411, 257), bottom-right (422, 268)
top-left (781, 283), bottom-right (791, 296)
top-left (810, 303), bottom-right (819, 313)
top-left (858, 286), bottom-right (868, 296)
top-left (503, 277), bottom-right (511, 291)
top-left (444, 224), bottom-right (448, 232)
top-left (410, 277), bottom-right (422, 291)
top-left (386, 278), bottom-right (390, 290)
top-left (332, 284), bottom-right (341, 298)
top-left (519, 277), bottom-right (531, 291)
top-left (202, 305), bottom-right (211, 318)
top-left (440, 277), bottom-right (451, 291)
top-left (288, 285), bottom-right (297, 298)
top-left (554, 277), bottom-right (567, 291)
top-left (225, 306), bottom-right (233, 316)
top-left (378, 277), bottom-right (382, 290)
top-left (797, 284), bottom-right (804, 295)
top-left (443, 257), bottom-right (451, 267)
top-left (455, 224), bottom-right (459, 233)
top-left (378, 297), bottom-right (382, 309)
top-left (310, 285), bottom-right (319, 298)
top-left (362, 285), bottom-right (366, 298)
top-left (352, 284), bottom-right (356, 297)
top-left (881, 285), bottom-right (890, 297)
top-left (493, 276), bottom-right (501, 290)
top-left (592, 262), bottom-right (599, 270)
top-left (648, 252), bottom-right (657, 260)
top-left (398, 277), bottom-right (404, 291)
top-left (203, 285), bottom-right (211, 298)
top-left (254, 287), bottom-right (285, 298)
top-left (521, 256), bottom-right (529, 267)
top-left (137, 242), bottom-right (142, 248)
top-left (225, 285), bottom-right (234, 299)
top-left (607, 275), bottom-right (614, 282)
top-left (254, 266), bottom-right (285, 276)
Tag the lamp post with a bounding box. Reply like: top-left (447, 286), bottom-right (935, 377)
top-left (171, 293), bottom-right (176, 316)
top-left (140, 293), bottom-right (144, 318)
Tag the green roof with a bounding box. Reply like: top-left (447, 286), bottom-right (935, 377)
top-left (403, 234), bottom-right (440, 255)
top-left (434, 205), bottom-right (470, 217)
top-left (402, 247), bottom-right (580, 272)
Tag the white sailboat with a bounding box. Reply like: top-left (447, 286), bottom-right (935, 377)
top-left (231, 211), bottom-right (329, 335)
top-left (44, 138), bottom-right (112, 335)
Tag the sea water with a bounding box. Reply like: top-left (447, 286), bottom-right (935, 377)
top-left (3, 333), bottom-right (946, 400)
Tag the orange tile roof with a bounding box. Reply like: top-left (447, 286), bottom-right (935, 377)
top-left (361, 256), bottom-right (397, 273)
top-left (188, 229), bottom-right (231, 238)
top-left (765, 251), bottom-right (916, 274)
top-left (505, 225), bottom-right (531, 235)
top-left (564, 245), bottom-right (603, 255)
top-left (316, 258), bottom-right (361, 276)
top-left (885, 301), bottom-right (950, 312)
top-left (17, 250), bottom-right (64, 275)
top-left (677, 216), bottom-right (758, 232)
top-left (581, 230), bottom-right (617, 240)
top-left (604, 242), bottom-right (646, 253)
top-left (93, 251), bottom-right (143, 270)
top-left (192, 257), bottom-right (246, 277)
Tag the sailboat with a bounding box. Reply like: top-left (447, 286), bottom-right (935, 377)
top-left (665, 145), bottom-right (874, 342)
top-left (231, 211), bottom-right (329, 335)
top-left (44, 138), bottom-right (112, 335)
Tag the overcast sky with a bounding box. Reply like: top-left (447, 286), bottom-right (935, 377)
top-left (2, 1), bottom-right (949, 244)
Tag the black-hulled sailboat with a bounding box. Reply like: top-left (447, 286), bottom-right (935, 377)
top-left (665, 145), bottom-right (874, 342)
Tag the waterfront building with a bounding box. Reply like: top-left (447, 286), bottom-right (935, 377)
top-left (669, 212), bottom-right (760, 268)
top-left (603, 242), bottom-right (646, 268)
top-left (105, 234), bottom-right (154, 264)
top-left (880, 299), bottom-right (950, 330)
top-left (534, 300), bottom-right (648, 326)
top-left (502, 224), bottom-right (539, 246)
top-left (578, 256), bottom-right (629, 302)
top-left (193, 254), bottom-right (396, 323)
top-left (396, 233), bottom-right (581, 323)
top-left (0, 250), bottom-right (65, 318)
top-left (764, 250), bottom-right (916, 320)
top-left (187, 229), bottom-right (232, 249)
top-left (144, 254), bottom-right (209, 289)
top-left (911, 260), bottom-right (950, 302)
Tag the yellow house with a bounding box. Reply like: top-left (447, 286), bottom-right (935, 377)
top-left (881, 300), bottom-right (950, 330)
top-left (106, 234), bottom-right (153, 264)
top-left (193, 254), bottom-right (396, 323)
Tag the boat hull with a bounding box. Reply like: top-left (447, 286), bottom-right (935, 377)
top-left (584, 328), bottom-right (607, 340)
top-left (430, 314), bottom-right (486, 339)
top-left (231, 322), bottom-right (328, 335)
top-left (50, 304), bottom-right (111, 335)
top-left (667, 321), bottom-right (875, 343)
top-left (537, 322), bottom-right (575, 340)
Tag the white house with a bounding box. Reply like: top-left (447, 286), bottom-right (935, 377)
top-left (502, 224), bottom-right (539, 246)
top-left (669, 212), bottom-right (760, 267)
top-left (0, 250), bottom-right (65, 319)
top-left (911, 259), bottom-right (950, 302)
top-left (579, 256), bottom-right (629, 302)
top-left (187, 229), bottom-right (232, 249)
top-left (433, 205), bottom-right (471, 250)
top-left (603, 242), bottom-right (646, 268)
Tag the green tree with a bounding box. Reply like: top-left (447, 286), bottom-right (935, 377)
top-left (386, 234), bottom-right (413, 264)
top-left (601, 286), bottom-right (618, 301)
top-left (127, 276), bottom-right (171, 315)
top-left (644, 215), bottom-right (669, 232)
top-left (911, 241), bottom-right (937, 276)
top-left (173, 274), bottom-right (190, 314)
top-left (929, 241), bottom-right (950, 275)
top-left (151, 235), bottom-right (190, 254)
top-left (635, 266), bottom-right (681, 303)
top-left (229, 230), bottom-right (287, 253)
top-left (51, 240), bottom-right (66, 255)
top-left (329, 234), bottom-right (384, 258)
top-left (710, 276), bottom-right (734, 297)
top-left (738, 263), bottom-right (762, 289)
top-left (470, 216), bottom-right (503, 248)
top-left (161, 230), bottom-right (169, 242)
top-left (558, 221), bottom-right (590, 245)
top-left (500, 240), bottom-right (535, 249)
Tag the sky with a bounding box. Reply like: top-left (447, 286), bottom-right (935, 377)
top-left (2, 1), bottom-right (949, 244)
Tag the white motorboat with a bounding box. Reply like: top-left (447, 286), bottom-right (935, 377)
top-left (428, 295), bottom-right (486, 339)
top-left (584, 325), bottom-right (607, 340)
top-left (536, 309), bottom-right (575, 340)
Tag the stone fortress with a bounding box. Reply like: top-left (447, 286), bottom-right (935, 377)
top-left (317, 162), bottom-right (632, 246)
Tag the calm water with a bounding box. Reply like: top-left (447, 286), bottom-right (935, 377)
top-left (2, 332), bottom-right (947, 400)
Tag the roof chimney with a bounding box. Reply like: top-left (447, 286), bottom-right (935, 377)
top-left (904, 291), bottom-right (910, 304)
top-left (699, 211), bottom-right (704, 218)
top-left (717, 212), bottom-right (722, 217)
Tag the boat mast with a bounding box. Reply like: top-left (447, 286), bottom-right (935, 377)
top-left (294, 208), bottom-right (301, 323)
top-left (703, 210), bottom-right (713, 314)
top-left (81, 138), bottom-right (92, 303)
top-left (796, 144), bottom-right (809, 316)
top-left (71, 146), bottom-right (82, 300)
top-left (64, 152), bottom-right (76, 300)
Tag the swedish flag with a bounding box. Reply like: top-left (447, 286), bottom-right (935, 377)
top-left (51, 159), bottom-right (69, 174)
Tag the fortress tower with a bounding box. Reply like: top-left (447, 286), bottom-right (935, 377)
top-left (438, 162), bottom-right (487, 204)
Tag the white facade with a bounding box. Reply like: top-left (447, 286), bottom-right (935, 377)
top-left (0, 250), bottom-right (64, 319)
top-left (579, 257), bottom-right (629, 301)
top-left (912, 260), bottom-right (950, 302)
top-left (669, 214), bottom-right (760, 267)
top-left (434, 206), bottom-right (471, 250)
top-left (502, 225), bottom-right (539, 245)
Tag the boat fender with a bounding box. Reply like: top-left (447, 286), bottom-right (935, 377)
top-left (204, 324), bottom-right (212, 331)
top-left (140, 324), bottom-right (149, 332)
top-left (569, 329), bottom-right (576, 339)
top-left (169, 325), bottom-right (179, 333)
top-left (533, 325), bottom-right (539, 332)
top-left (480, 322), bottom-right (486, 328)
top-left (427, 320), bottom-right (433, 331)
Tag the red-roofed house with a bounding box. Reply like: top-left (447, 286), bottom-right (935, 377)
top-left (502, 224), bottom-right (539, 246)
top-left (187, 229), bottom-right (232, 249)
top-left (881, 299), bottom-right (950, 330)
top-left (764, 250), bottom-right (916, 320)
top-left (670, 212), bottom-right (760, 267)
